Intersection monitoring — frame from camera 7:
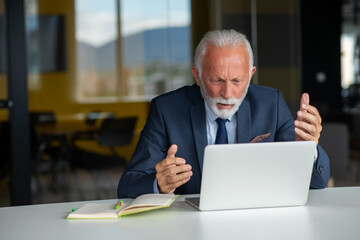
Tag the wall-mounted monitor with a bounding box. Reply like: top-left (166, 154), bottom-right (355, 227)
top-left (0, 15), bottom-right (66, 73)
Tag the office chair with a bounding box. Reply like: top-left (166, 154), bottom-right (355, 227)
top-left (29, 111), bottom-right (68, 194)
top-left (70, 111), bottom-right (116, 143)
top-left (70, 117), bottom-right (137, 200)
top-left (97, 117), bottom-right (137, 163)
top-left (71, 116), bottom-right (137, 169)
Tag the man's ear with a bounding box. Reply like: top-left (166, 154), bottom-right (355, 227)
top-left (192, 66), bottom-right (201, 86)
top-left (250, 66), bottom-right (256, 80)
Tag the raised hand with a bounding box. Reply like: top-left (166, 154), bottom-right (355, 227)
top-left (155, 144), bottom-right (193, 193)
top-left (294, 93), bottom-right (322, 144)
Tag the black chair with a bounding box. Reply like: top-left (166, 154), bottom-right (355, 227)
top-left (70, 111), bottom-right (116, 142)
top-left (70, 117), bottom-right (137, 200)
top-left (98, 117), bottom-right (137, 160)
top-left (71, 117), bottom-right (137, 169)
top-left (29, 111), bottom-right (69, 193)
top-left (29, 112), bottom-right (65, 164)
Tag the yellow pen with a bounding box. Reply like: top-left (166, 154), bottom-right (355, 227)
top-left (115, 200), bottom-right (123, 210)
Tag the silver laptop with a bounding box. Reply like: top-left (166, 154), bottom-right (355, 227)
top-left (186, 141), bottom-right (316, 211)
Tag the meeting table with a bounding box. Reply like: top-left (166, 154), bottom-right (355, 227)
top-left (0, 186), bottom-right (359, 240)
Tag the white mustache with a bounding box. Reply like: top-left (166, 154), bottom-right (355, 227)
top-left (214, 98), bottom-right (239, 105)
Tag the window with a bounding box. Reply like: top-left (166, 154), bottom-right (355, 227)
top-left (75, 0), bottom-right (192, 102)
top-left (75, 0), bottom-right (119, 101)
top-left (341, 34), bottom-right (356, 90)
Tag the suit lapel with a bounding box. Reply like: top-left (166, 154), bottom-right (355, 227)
top-left (190, 101), bottom-right (207, 174)
top-left (236, 99), bottom-right (251, 143)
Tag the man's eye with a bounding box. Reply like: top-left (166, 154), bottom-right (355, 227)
top-left (232, 79), bottom-right (244, 85)
top-left (212, 79), bottom-right (223, 84)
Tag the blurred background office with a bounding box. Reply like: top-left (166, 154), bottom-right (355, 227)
top-left (0, 0), bottom-right (359, 206)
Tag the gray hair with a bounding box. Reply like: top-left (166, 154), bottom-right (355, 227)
top-left (194, 29), bottom-right (254, 79)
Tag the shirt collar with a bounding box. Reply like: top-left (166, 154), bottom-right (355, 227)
top-left (204, 100), bottom-right (236, 123)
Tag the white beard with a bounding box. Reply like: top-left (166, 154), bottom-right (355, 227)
top-left (199, 80), bottom-right (249, 119)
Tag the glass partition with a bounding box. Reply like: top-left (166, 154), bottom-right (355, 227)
top-left (341, 0), bottom-right (360, 108)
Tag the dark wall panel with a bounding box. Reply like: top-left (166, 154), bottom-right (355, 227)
top-left (300, 0), bottom-right (342, 111)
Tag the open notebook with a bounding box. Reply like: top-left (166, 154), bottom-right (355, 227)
top-left (186, 141), bottom-right (316, 211)
top-left (67, 194), bottom-right (178, 219)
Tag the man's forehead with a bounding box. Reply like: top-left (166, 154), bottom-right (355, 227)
top-left (205, 43), bottom-right (246, 53)
top-left (203, 46), bottom-right (249, 66)
top-left (203, 44), bottom-right (249, 64)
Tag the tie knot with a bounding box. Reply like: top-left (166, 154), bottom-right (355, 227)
top-left (215, 118), bottom-right (228, 144)
top-left (216, 118), bottom-right (228, 126)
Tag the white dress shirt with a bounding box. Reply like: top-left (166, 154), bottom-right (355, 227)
top-left (204, 100), bottom-right (237, 145)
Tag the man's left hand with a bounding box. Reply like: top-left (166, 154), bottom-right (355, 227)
top-left (294, 93), bottom-right (322, 144)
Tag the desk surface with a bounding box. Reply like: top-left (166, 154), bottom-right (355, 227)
top-left (1, 187), bottom-right (359, 240)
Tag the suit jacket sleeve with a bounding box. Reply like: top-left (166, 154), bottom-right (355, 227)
top-left (117, 98), bottom-right (168, 198)
top-left (310, 145), bottom-right (330, 189)
top-left (274, 90), bottom-right (330, 189)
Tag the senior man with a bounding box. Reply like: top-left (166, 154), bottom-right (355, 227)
top-left (117, 29), bottom-right (330, 198)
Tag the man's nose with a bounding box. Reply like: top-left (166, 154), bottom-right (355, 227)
top-left (221, 81), bottom-right (232, 99)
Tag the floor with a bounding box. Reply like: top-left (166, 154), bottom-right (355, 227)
top-left (0, 159), bottom-right (359, 207)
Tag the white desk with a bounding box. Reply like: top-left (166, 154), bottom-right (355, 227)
top-left (1, 187), bottom-right (359, 240)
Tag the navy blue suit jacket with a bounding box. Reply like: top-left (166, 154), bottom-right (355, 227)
top-left (117, 84), bottom-right (330, 198)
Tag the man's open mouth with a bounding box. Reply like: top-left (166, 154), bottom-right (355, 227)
top-left (217, 103), bottom-right (234, 109)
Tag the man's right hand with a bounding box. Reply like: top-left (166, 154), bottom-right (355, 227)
top-left (155, 144), bottom-right (193, 194)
